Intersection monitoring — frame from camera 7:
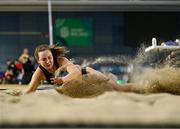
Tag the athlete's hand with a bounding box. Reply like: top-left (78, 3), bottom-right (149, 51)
top-left (5, 90), bottom-right (23, 96)
top-left (50, 77), bottom-right (64, 85)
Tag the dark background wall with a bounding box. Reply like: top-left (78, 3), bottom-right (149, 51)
top-left (124, 12), bottom-right (180, 47)
top-left (0, 12), bottom-right (180, 71)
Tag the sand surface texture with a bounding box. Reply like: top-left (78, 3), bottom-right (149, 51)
top-left (0, 85), bottom-right (180, 128)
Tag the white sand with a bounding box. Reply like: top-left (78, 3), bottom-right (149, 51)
top-left (0, 85), bottom-right (180, 127)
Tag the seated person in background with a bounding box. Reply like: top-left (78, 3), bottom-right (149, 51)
top-left (24, 44), bottom-right (138, 97)
top-left (4, 69), bottom-right (13, 84)
top-left (4, 59), bottom-right (18, 84)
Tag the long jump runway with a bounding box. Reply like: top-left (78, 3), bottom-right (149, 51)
top-left (0, 84), bottom-right (180, 128)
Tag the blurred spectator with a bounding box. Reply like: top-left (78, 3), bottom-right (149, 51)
top-left (3, 48), bottom-right (35, 85)
top-left (4, 59), bottom-right (18, 84)
top-left (4, 69), bottom-right (13, 83)
top-left (15, 59), bottom-right (23, 71)
top-left (14, 59), bottom-right (23, 84)
top-left (21, 58), bottom-right (35, 84)
top-left (19, 48), bottom-right (29, 63)
top-left (18, 48), bottom-right (34, 84)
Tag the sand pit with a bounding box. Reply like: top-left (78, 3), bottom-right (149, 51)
top-left (0, 84), bottom-right (180, 128)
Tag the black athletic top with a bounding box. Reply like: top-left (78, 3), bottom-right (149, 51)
top-left (39, 58), bottom-right (87, 84)
top-left (39, 65), bottom-right (54, 84)
top-left (39, 57), bottom-right (59, 84)
top-left (39, 57), bottom-right (70, 84)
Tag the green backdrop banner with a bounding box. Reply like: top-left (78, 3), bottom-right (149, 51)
top-left (55, 18), bottom-right (93, 46)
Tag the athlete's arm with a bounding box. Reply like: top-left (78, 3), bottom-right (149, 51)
top-left (24, 67), bottom-right (44, 93)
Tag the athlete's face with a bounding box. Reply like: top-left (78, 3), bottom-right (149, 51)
top-left (38, 50), bottom-right (54, 70)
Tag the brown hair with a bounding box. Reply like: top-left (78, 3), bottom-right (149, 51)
top-left (34, 44), bottom-right (69, 60)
